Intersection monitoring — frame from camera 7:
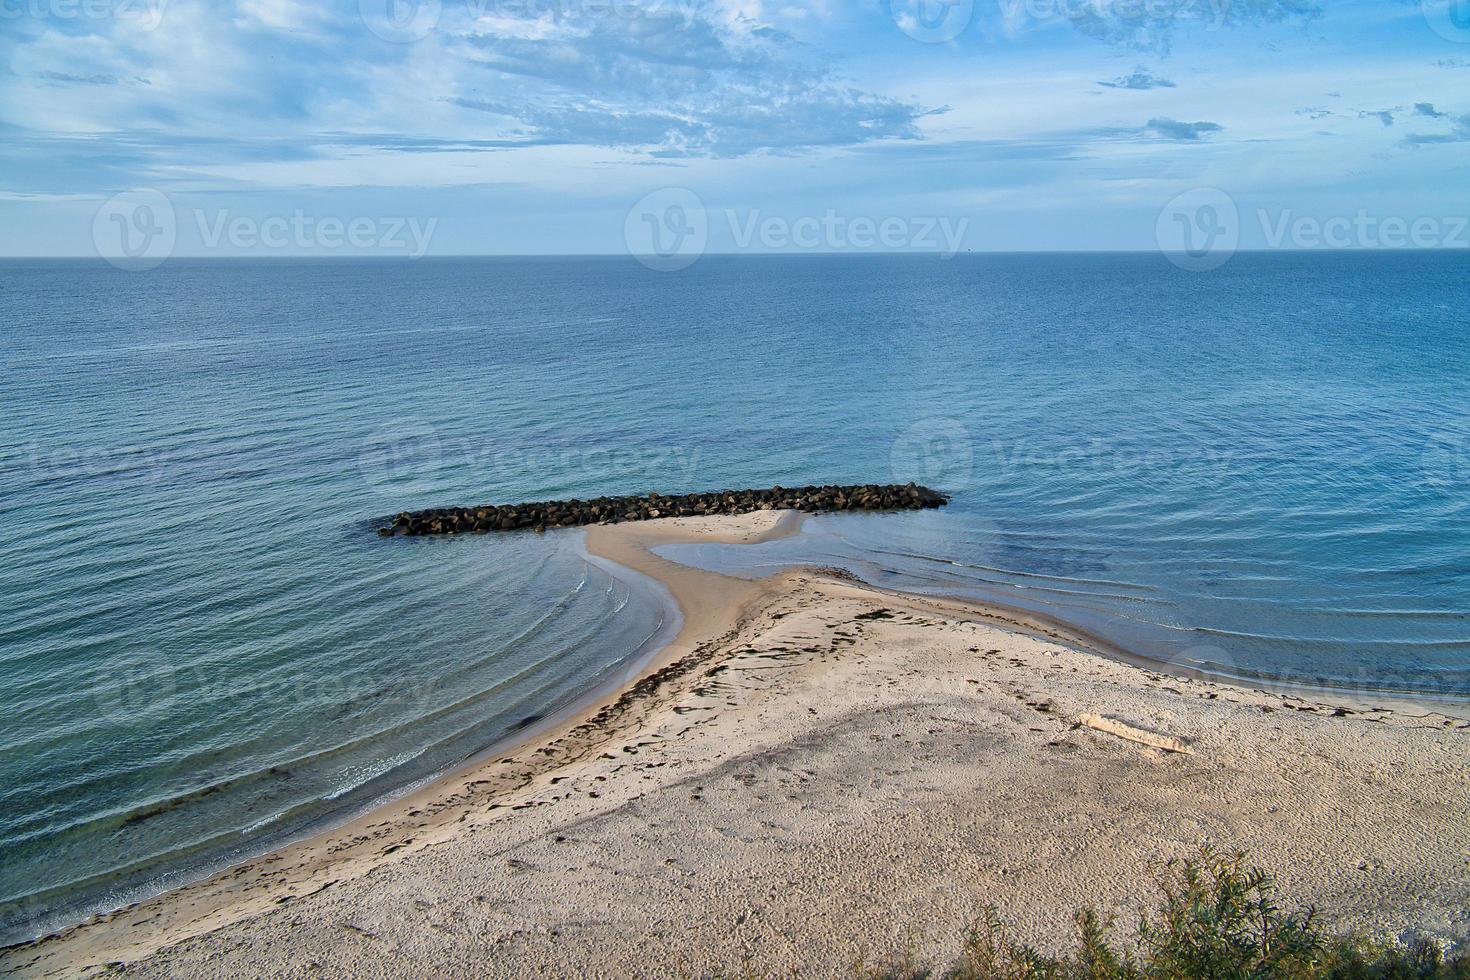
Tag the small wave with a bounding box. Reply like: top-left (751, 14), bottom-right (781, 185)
top-left (863, 559), bottom-right (1155, 605)
top-left (238, 810), bottom-right (289, 835)
top-left (322, 748), bottom-right (426, 802)
top-left (865, 545), bottom-right (1160, 594)
top-left (1163, 623), bottom-right (1470, 649)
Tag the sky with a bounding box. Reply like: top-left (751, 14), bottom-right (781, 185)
top-left (1, 0), bottom-right (1468, 258)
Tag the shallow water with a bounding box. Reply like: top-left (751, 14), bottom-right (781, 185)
top-left (2, 252), bottom-right (1467, 941)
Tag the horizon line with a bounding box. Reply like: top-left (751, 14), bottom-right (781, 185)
top-left (4, 247), bottom-right (1470, 261)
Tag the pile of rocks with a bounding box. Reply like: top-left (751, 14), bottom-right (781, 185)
top-left (376, 483), bottom-right (948, 537)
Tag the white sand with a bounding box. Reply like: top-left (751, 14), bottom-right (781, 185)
top-left (5, 512), bottom-right (1467, 978)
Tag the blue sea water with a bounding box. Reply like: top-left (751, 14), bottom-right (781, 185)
top-left (2, 252), bottom-right (1468, 942)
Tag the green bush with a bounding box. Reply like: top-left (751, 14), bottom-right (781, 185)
top-left (872, 847), bottom-right (1466, 980)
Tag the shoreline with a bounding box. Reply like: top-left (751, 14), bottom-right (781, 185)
top-left (0, 511), bottom-right (810, 975)
top-left (5, 511), bottom-right (1468, 976)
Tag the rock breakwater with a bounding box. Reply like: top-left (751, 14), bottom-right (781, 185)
top-left (377, 483), bottom-right (948, 537)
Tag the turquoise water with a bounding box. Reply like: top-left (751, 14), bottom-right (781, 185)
top-left (2, 252), bottom-right (1468, 941)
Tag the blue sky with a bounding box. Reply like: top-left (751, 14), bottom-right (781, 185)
top-left (1, 0), bottom-right (1468, 256)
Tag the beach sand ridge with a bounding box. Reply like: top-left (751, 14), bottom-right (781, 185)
top-left (5, 512), bottom-right (1467, 977)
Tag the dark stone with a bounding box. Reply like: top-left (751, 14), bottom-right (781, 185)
top-left (376, 484), bottom-right (949, 538)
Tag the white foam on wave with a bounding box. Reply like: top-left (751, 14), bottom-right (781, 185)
top-left (322, 748), bottom-right (426, 802)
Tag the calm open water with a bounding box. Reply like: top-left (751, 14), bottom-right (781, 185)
top-left (2, 252), bottom-right (1467, 942)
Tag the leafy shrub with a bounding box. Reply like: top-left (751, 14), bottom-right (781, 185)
top-left (868, 847), bottom-right (1466, 980)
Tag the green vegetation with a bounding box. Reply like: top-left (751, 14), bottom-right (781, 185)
top-left (868, 848), bottom-right (1466, 980)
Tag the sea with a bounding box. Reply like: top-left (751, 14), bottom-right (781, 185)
top-left (2, 251), bottom-right (1467, 943)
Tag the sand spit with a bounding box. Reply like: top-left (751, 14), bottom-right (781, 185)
top-left (4, 512), bottom-right (1467, 978)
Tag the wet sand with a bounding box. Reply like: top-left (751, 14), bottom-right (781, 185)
top-left (4, 512), bottom-right (1468, 977)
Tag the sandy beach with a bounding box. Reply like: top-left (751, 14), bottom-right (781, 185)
top-left (4, 511), bottom-right (1468, 978)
